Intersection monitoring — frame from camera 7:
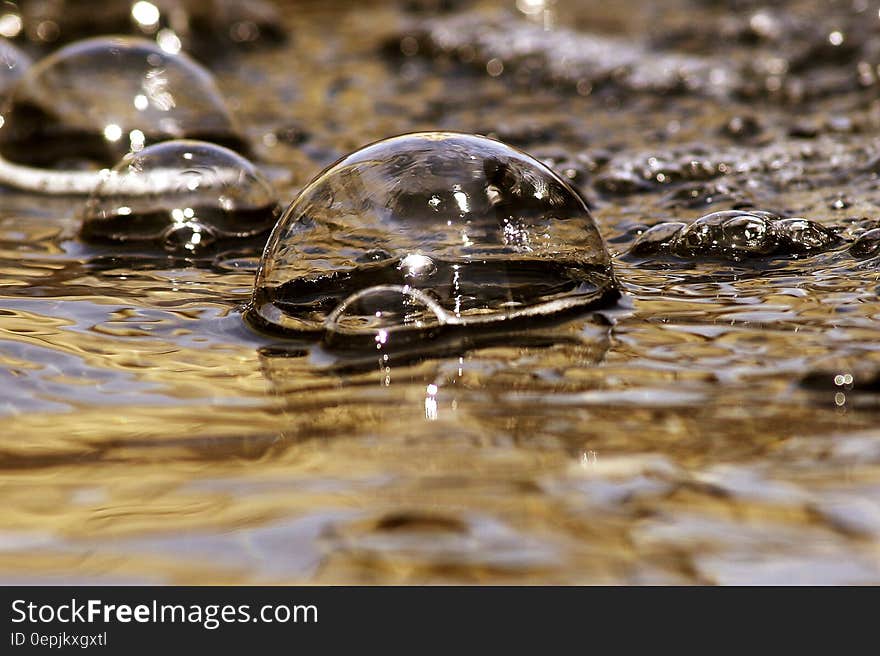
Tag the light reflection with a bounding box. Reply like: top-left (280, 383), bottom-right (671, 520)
top-left (0, 13), bottom-right (22, 38)
top-left (453, 189), bottom-right (469, 213)
top-left (515, 0), bottom-right (556, 30)
top-left (580, 450), bottom-right (598, 468)
top-left (398, 253), bottom-right (436, 279)
top-left (157, 29), bottom-right (182, 55)
top-left (142, 68), bottom-right (175, 112)
top-left (452, 265), bottom-right (461, 318)
top-left (129, 129), bottom-right (145, 151)
top-left (425, 384), bottom-right (438, 421)
top-left (132, 2), bottom-right (161, 28)
top-left (103, 124), bottom-right (123, 142)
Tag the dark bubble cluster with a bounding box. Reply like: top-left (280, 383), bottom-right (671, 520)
top-left (627, 210), bottom-right (841, 261)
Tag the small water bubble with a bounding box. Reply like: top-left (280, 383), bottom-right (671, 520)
top-left (486, 58), bottom-right (504, 77)
top-left (322, 285), bottom-right (448, 356)
top-left (0, 36), bottom-right (245, 168)
top-left (850, 228), bottom-right (880, 259)
top-left (775, 218), bottom-right (840, 253)
top-left (246, 131), bottom-right (617, 338)
top-left (628, 222), bottom-right (686, 257)
top-left (398, 253), bottom-right (438, 279)
top-left (162, 220), bottom-right (217, 253)
top-left (79, 139), bottom-right (279, 252)
top-left (325, 285), bottom-right (447, 334)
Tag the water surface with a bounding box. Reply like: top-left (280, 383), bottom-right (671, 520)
top-left (1, 0), bottom-right (879, 584)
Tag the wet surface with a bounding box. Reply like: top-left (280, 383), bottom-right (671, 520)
top-left (1, 0), bottom-right (879, 584)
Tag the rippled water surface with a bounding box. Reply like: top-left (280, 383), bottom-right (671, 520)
top-left (2, 0), bottom-right (880, 584)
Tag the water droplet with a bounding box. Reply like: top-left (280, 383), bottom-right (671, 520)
top-left (247, 132), bottom-right (617, 338)
top-left (0, 36), bottom-right (245, 167)
top-left (79, 140), bottom-right (279, 252)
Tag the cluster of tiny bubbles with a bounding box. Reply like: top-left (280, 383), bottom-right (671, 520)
top-left (0, 36), bottom-right (246, 170)
top-left (245, 131), bottom-right (619, 358)
top-left (79, 140), bottom-right (280, 254)
top-left (0, 38), bottom-right (30, 95)
top-left (3, 1), bottom-right (284, 53)
top-left (626, 209), bottom-right (841, 261)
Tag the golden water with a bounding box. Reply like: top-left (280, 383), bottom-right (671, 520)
top-left (1, 0), bottom-right (879, 584)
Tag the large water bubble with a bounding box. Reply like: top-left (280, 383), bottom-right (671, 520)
top-left (0, 36), bottom-right (245, 169)
top-left (79, 140), bottom-right (279, 253)
top-left (246, 132), bottom-right (618, 345)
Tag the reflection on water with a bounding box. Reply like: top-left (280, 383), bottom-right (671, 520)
top-left (1, 0), bottom-right (880, 584)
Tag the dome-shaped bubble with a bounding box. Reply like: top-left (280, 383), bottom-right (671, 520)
top-left (79, 139), bottom-right (279, 252)
top-left (246, 132), bottom-right (618, 337)
top-left (0, 36), bottom-right (245, 167)
top-left (0, 39), bottom-right (30, 95)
